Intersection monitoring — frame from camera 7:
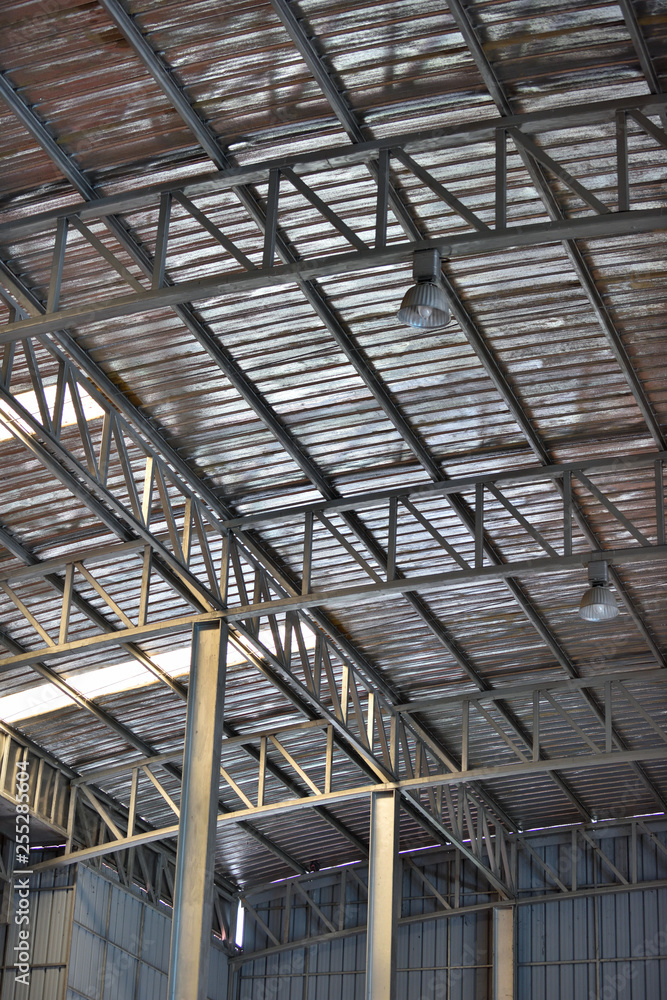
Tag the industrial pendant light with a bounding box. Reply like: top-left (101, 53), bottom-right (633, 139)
top-left (578, 560), bottom-right (619, 622)
top-left (397, 248), bottom-right (451, 329)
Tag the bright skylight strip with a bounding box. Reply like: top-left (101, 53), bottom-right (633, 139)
top-left (0, 628), bottom-right (315, 724)
top-left (0, 383), bottom-right (104, 441)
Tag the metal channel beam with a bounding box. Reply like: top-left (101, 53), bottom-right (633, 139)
top-left (0, 278), bottom-right (522, 889)
top-left (0, 520), bottom-right (367, 858)
top-left (34, 744), bottom-right (667, 864)
top-left (617, 0), bottom-right (665, 99)
top-left (443, 0), bottom-right (665, 452)
top-left (6, 542), bottom-right (667, 664)
top-left (0, 383), bottom-right (516, 894)
top-left (168, 622), bottom-right (227, 1000)
top-left (0, 93), bottom-right (665, 241)
top-left (0, 220), bottom-right (664, 347)
top-left (0, 37), bottom-right (664, 876)
top-left (36, 13), bottom-right (595, 832)
top-left (129, 2), bottom-right (667, 823)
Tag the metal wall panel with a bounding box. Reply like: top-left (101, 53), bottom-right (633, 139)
top-left (69, 864), bottom-right (228, 1000)
top-left (237, 915), bottom-right (491, 999)
top-left (234, 821), bottom-right (667, 999)
top-left (0, 868), bottom-right (73, 1000)
top-left (517, 889), bottom-right (667, 999)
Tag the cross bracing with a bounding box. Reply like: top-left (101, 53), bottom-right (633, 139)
top-left (0, 95), bottom-right (666, 344)
top-left (0, 2), bottom-right (666, 969)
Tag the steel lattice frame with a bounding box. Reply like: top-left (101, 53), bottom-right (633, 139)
top-left (0, 0), bottom-right (666, 923)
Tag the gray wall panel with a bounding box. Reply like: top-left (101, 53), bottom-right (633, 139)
top-left (141, 905), bottom-right (170, 974)
top-left (234, 822), bottom-right (667, 1000)
top-left (108, 884), bottom-right (143, 954)
top-left (517, 889), bottom-right (667, 999)
top-left (68, 925), bottom-right (104, 1000)
top-left (68, 865), bottom-right (227, 1000)
top-left (73, 869), bottom-right (110, 939)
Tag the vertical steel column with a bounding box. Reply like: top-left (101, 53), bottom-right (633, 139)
top-left (493, 906), bottom-right (515, 1000)
top-left (168, 621), bottom-right (228, 1000)
top-left (365, 789), bottom-right (400, 1000)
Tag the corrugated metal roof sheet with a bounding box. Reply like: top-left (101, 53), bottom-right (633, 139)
top-left (0, 0), bottom-right (666, 890)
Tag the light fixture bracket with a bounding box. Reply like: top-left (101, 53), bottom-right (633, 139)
top-left (412, 248), bottom-right (442, 283)
top-left (587, 560), bottom-right (609, 586)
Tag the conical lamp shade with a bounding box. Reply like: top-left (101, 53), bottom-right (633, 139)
top-left (578, 585), bottom-right (619, 622)
top-left (397, 281), bottom-right (451, 329)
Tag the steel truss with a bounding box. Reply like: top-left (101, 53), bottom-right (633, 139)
top-left (0, 80), bottom-right (666, 897)
top-left (0, 95), bottom-right (666, 343)
top-left (232, 816), bottom-right (667, 963)
top-left (0, 724), bottom-right (235, 944)
top-left (1, 448), bottom-right (666, 665)
top-left (31, 669), bottom-right (667, 909)
top-left (2, 315), bottom-right (667, 893)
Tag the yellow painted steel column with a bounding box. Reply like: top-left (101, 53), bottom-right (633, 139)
top-left (168, 621), bottom-right (227, 1000)
top-left (493, 906), bottom-right (515, 1000)
top-left (365, 789), bottom-right (400, 1000)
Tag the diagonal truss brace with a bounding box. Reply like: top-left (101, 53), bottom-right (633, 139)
top-left (0, 351), bottom-right (516, 896)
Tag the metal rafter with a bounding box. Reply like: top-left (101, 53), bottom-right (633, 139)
top-left (443, 0), bottom-right (665, 451)
top-left (0, 17), bottom-right (664, 884)
top-left (0, 721), bottom-right (236, 920)
top-left (262, 2), bottom-right (667, 815)
top-left (0, 75), bottom-right (640, 834)
top-left (0, 390), bottom-right (518, 895)
top-left (262, 0), bottom-right (667, 812)
top-left (0, 64), bottom-right (535, 850)
top-left (27, 9), bottom-right (601, 824)
top-left (33, 684), bottom-right (667, 865)
top-left (0, 520), bottom-right (369, 859)
top-left (0, 569), bottom-right (308, 879)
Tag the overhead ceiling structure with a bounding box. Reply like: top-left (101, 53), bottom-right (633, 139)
top-left (1, 0), bottom-right (667, 990)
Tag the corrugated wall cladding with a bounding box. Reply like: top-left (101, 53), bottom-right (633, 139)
top-left (67, 865), bottom-right (228, 1000)
top-left (236, 916), bottom-right (490, 1000)
top-left (234, 821), bottom-right (667, 999)
top-left (0, 858), bottom-right (227, 1000)
top-left (0, 864), bottom-right (74, 1000)
top-left (517, 892), bottom-right (667, 999)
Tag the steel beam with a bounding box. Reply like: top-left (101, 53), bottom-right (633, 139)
top-left (0, 402), bottom-right (515, 890)
top-left (0, 85), bottom-right (636, 828)
top-left (39, 744), bottom-right (667, 864)
top-left (0, 520), bottom-right (367, 857)
top-left (168, 622), bottom-right (228, 1000)
top-left (0, 93), bottom-right (664, 244)
top-left (617, 0), bottom-right (665, 99)
top-left (0, 302), bottom-right (524, 890)
top-left (0, 211), bottom-right (665, 346)
top-left (6, 542), bottom-right (667, 668)
top-left (444, 0), bottom-right (665, 453)
top-left (97, 0), bottom-right (229, 170)
top-left (1, 43), bottom-right (664, 880)
top-left (365, 790), bottom-right (400, 1000)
